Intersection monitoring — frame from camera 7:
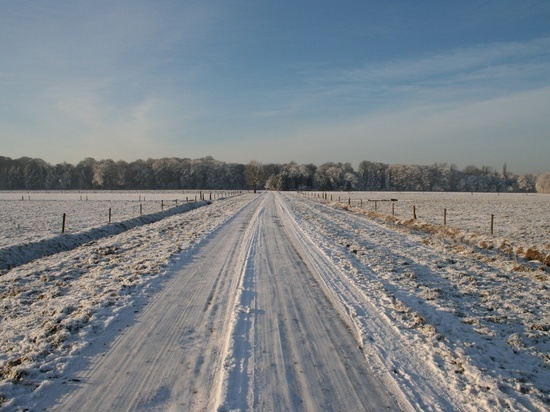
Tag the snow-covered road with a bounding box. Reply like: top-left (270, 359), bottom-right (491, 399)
top-left (1, 192), bottom-right (547, 411)
top-left (51, 193), bottom-right (404, 411)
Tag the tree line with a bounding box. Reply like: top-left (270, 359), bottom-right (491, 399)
top-left (0, 155), bottom-right (543, 192)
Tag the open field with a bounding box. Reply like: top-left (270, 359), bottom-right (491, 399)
top-left (304, 191), bottom-right (550, 260)
top-left (0, 191), bottom-right (240, 249)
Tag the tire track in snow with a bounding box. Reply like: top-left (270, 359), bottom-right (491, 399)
top-left (54, 195), bottom-right (266, 411)
top-left (278, 194), bottom-right (458, 411)
top-left (212, 194), bottom-right (266, 410)
top-left (216, 193), bottom-right (405, 411)
top-left (282, 194), bottom-right (549, 411)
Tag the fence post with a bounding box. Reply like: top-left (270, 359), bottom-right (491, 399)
top-left (374, 200), bottom-right (378, 212)
top-left (140, 203), bottom-right (143, 215)
top-left (109, 208), bottom-right (112, 223)
top-left (392, 202), bottom-right (395, 216)
top-left (62, 213), bottom-right (66, 234)
top-left (161, 200), bottom-right (164, 210)
top-left (444, 208), bottom-right (447, 226)
top-left (490, 214), bottom-right (494, 235)
top-left (413, 205), bottom-right (417, 220)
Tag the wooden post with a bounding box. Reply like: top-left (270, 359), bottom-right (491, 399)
top-left (175, 199), bottom-right (178, 206)
top-left (374, 200), bottom-right (378, 212)
top-left (443, 208), bottom-right (447, 225)
top-left (392, 202), bottom-right (395, 216)
top-left (61, 213), bottom-right (66, 234)
top-left (348, 198), bottom-right (351, 205)
top-left (161, 200), bottom-right (164, 210)
top-left (360, 199), bottom-right (363, 208)
top-left (490, 214), bottom-right (494, 235)
top-left (413, 205), bottom-right (417, 220)
top-left (140, 203), bottom-right (143, 215)
top-left (108, 208), bottom-right (112, 223)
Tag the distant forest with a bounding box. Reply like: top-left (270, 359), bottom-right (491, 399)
top-left (0, 155), bottom-right (543, 193)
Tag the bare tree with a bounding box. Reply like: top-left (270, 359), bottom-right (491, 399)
top-left (246, 160), bottom-right (264, 193)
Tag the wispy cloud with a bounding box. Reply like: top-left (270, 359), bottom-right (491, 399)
top-left (340, 36), bottom-right (550, 83)
top-left (263, 35), bottom-right (550, 118)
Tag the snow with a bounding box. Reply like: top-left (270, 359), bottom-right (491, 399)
top-left (0, 193), bottom-right (253, 410)
top-left (286, 192), bottom-right (549, 410)
top-left (0, 190), bottom-right (225, 249)
top-left (318, 191), bottom-right (549, 259)
top-left (0, 191), bottom-right (548, 411)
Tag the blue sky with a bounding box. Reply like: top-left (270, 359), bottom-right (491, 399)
top-left (1, 1), bottom-right (549, 174)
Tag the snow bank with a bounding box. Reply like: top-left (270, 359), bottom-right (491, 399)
top-left (0, 201), bottom-right (209, 271)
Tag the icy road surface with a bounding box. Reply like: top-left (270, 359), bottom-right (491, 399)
top-left (54, 193), bottom-right (405, 411)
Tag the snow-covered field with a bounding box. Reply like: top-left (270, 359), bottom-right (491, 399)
top-left (0, 191), bottom-right (548, 411)
top-left (0, 191), bottom-right (237, 249)
top-left (308, 191), bottom-right (550, 263)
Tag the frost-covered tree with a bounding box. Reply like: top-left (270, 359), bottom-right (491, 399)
top-left (23, 158), bottom-right (50, 189)
top-left (0, 155), bottom-right (539, 193)
top-left (265, 174), bottom-right (283, 191)
top-left (75, 158), bottom-right (96, 189)
top-left (52, 162), bottom-right (75, 190)
top-left (536, 173), bottom-right (550, 193)
top-left (358, 160), bottom-right (387, 190)
top-left (126, 159), bottom-right (154, 189)
top-left (92, 159), bottom-right (118, 189)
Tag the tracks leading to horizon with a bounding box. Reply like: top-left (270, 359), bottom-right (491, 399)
top-left (54, 192), bottom-right (404, 411)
